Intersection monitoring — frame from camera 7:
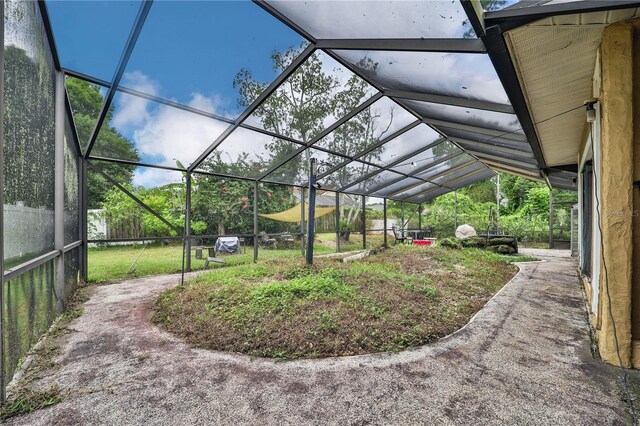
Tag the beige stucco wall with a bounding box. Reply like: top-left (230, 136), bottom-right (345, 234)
top-left (596, 22), bottom-right (634, 367)
top-left (632, 20), bottom-right (640, 368)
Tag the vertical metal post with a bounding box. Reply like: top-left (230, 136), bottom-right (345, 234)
top-left (362, 196), bottom-right (366, 249)
top-left (418, 203), bottom-right (422, 231)
top-left (383, 198), bottom-right (388, 247)
top-left (549, 190), bottom-right (554, 249)
top-left (185, 173), bottom-right (191, 271)
top-left (454, 190), bottom-right (458, 232)
top-left (496, 174), bottom-right (500, 234)
top-left (300, 187), bottom-right (306, 255)
top-left (54, 71), bottom-right (65, 314)
top-left (0, 0), bottom-right (6, 400)
top-left (306, 158), bottom-right (317, 264)
top-left (80, 158), bottom-right (88, 282)
top-left (335, 192), bottom-right (340, 253)
top-left (401, 201), bottom-right (405, 237)
top-left (253, 181), bottom-right (259, 263)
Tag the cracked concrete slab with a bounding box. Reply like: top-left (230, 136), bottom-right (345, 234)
top-left (6, 249), bottom-right (632, 425)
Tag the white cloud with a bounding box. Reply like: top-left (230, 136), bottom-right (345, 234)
top-left (132, 96), bottom-right (230, 169)
top-left (112, 71), bottom-right (158, 129)
top-left (107, 72), bottom-right (238, 187)
top-left (133, 166), bottom-right (184, 189)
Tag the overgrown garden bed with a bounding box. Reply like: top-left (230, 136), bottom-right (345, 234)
top-left (153, 246), bottom-right (535, 359)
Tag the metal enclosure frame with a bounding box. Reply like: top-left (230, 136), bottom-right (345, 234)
top-left (1, 0), bottom-right (602, 400)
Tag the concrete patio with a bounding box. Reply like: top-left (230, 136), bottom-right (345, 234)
top-left (6, 249), bottom-right (633, 425)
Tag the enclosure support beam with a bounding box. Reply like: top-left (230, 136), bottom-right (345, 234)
top-left (84, 1), bottom-right (152, 159)
top-left (454, 191), bottom-right (458, 231)
top-left (54, 71), bottom-right (66, 314)
top-left (306, 158), bottom-right (318, 264)
top-left (335, 192), bottom-right (340, 253)
top-left (387, 90), bottom-right (513, 114)
top-left (185, 173), bottom-right (192, 272)
top-left (401, 202), bottom-right (405, 237)
top-left (362, 196), bottom-right (367, 249)
top-left (301, 187), bottom-right (306, 255)
top-left (315, 38), bottom-right (486, 53)
top-left (549, 190), bottom-right (554, 249)
top-left (418, 203), bottom-right (422, 232)
top-left (253, 181), bottom-right (259, 263)
top-left (383, 199), bottom-right (388, 247)
top-left (80, 158), bottom-right (88, 282)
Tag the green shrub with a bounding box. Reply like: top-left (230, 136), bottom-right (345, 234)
top-left (487, 237), bottom-right (517, 247)
top-left (460, 236), bottom-right (486, 248)
top-left (487, 244), bottom-right (516, 255)
top-left (439, 237), bottom-right (462, 249)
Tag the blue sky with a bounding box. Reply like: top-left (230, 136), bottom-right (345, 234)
top-left (47, 0), bottom-right (306, 185)
top-left (47, 1), bottom-right (305, 113)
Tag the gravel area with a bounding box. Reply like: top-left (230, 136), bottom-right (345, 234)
top-left (6, 249), bottom-right (632, 425)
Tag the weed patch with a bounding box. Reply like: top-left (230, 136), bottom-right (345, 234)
top-left (0, 386), bottom-right (62, 420)
top-left (154, 246), bottom-right (521, 359)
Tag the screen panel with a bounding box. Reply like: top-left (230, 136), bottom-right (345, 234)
top-left (336, 50), bottom-right (510, 104)
top-left (403, 99), bottom-right (523, 134)
top-left (65, 76), bottom-right (109, 153)
top-left (190, 173), bottom-right (254, 238)
top-left (122, 0), bottom-right (307, 119)
top-left (363, 124), bottom-right (442, 168)
top-left (265, 0), bottom-right (476, 39)
top-left (392, 181), bottom-right (439, 200)
top-left (313, 97), bottom-right (416, 158)
top-left (337, 193), bottom-right (364, 252)
top-left (244, 50), bottom-right (377, 143)
top-left (390, 140), bottom-right (463, 175)
top-left (321, 161), bottom-right (380, 191)
top-left (46, 0), bottom-right (141, 81)
top-left (91, 91), bottom-right (230, 168)
top-left (370, 177), bottom-right (423, 199)
top-left (431, 162), bottom-right (488, 187)
top-left (263, 148), bottom-right (349, 187)
top-left (64, 247), bottom-right (80, 297)
top-left (88, 161), bottom-right (185, 240)
top-left (4, 0), bottom-right (57, 267)
top-left (3, 260), bottom-right (56, 382)
top-left (343, 169), bottom-right (406, 195)
top-left (198, 127), bottom-right (303, 180)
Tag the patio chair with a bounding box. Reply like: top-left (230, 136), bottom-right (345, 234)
top-left (277, 233), bottom-right (296, 249)
top-left (419, 226), bottom-right (434, 239)
top-left (391, 225), bottom-right (413, 245)
top-left (259, 231), bottom-right (278, 249)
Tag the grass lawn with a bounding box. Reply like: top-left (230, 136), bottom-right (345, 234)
top-left (88, 239), bottom-right (355, 283)
top-left (153, 245), bottom-right (534, 359)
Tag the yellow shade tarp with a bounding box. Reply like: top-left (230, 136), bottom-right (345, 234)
top-left (258, 202), bottom-right (335, 223)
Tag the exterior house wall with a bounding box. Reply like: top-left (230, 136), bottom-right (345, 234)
top-left (631, 19), bottom-right (640, 368)
top-left (579, 19), bottom-right (639, 367)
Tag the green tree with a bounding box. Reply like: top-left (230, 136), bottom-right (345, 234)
top-left (100, 182), bottom-right (206, 237)
top-left (499, 172), bottom-right (545, 213)
top-left (66, 77), bottom-right (140, 208)
top-left (193, 152), bottom-right (296, 236)
top-left (233, 47), bottom-right (398, 227)
top-left (459, 177), bottom-right (496, 204)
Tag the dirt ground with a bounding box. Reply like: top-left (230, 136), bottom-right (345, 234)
top-left (5, 249), bottom-right (634, 425)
